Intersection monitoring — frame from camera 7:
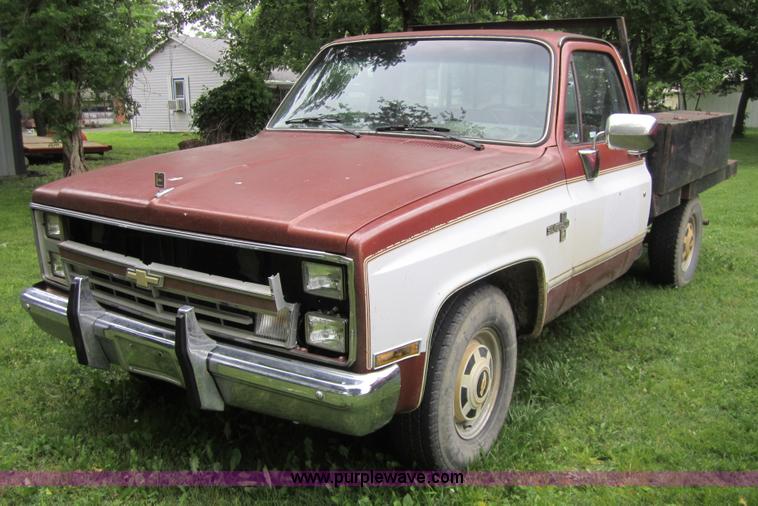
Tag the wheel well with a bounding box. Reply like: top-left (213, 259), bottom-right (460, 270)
top-left (434, 260), bottom-right (545, 339)
top-left (487, 261), bottom-right (544, 336)
top-left (409, 260), bottom-right (545, 412)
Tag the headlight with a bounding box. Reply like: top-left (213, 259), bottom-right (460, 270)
top-left (305, 312), bottom-right (346, 353)
top-left (49, 252), bottom-right (66, 278)
top-left (302, 261), bottom-right (344, 300)
top-left (33, 211), bottom-right (68, 286)
top-left (44, 213), bottom-right (64, 240)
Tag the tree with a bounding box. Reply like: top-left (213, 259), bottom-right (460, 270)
top-left (221, 0), bottom-right (372, 75)
top-left (552, 0), bottom-right (740, 111)
top-left (0, 0), bottom-right (162, 176)
top-left (212, 0), bottom-right (533, 76)
top-left (396, 0), bottom-right (422, 30)
top-left (184, 0), bottom-right (749, 121)
top-left (732, 66), bottom-right (758, 137)
top-left (715, 0), bottom-right (758, 137)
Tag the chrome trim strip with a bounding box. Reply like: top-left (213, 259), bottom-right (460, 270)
top-left (265, 35), bottom-right (557, 148)
top-left (31, 203), bottom-right (349, 261)
top-left (20, 285), bottom-right (400, 436)
top-left (31, 203), bottom-right (358, 366)
top-left (61, 240), bottom-right (275, 300)
top-left (558, 34), bottom-right (614, 47)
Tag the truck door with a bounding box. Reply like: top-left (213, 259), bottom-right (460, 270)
top-left (556, 41), bottom-right (652, 307)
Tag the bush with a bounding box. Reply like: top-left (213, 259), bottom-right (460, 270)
top-left (177, 138), bottom-right (205, 150)
top-left (192, 73), bottom-right (275, 144)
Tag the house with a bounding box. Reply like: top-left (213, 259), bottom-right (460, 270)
top-left (130, 36), bottom-right (299, 133)
top-left (685, 91), bottom-right (758, 128)
top-left (267, 67), bottom-right (300, 102)
top-left (130, 36), bottom-right (228, 133)
top-left (664, 88), bottom-right (758, 128)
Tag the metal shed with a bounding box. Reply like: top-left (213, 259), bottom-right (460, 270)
top-left (0, 77), bottom-right (25, 177)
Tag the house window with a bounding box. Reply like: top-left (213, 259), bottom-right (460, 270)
top-left (173, 78), bottom-right (185, 100)
top-left (171, 77), bottom-right (188, 113)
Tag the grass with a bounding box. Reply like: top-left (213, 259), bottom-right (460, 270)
top-left (0, 129), bottom-right (756, 504)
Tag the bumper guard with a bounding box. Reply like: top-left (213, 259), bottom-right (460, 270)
top-left (20, 277), bottom-right (400, 436)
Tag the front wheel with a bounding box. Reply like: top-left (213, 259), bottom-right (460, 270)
top-left (392, 284), bottom-right (517, 469)
top-left (648, 198), bottom-right (704, 287)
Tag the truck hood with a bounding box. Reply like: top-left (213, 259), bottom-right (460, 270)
top-left (33, 131), bottom-right (543, 253)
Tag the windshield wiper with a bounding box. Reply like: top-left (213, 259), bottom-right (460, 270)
top-left (285, 115), bottom-right (361, 138)
top-left (375, 124), bottom-right (483, 151)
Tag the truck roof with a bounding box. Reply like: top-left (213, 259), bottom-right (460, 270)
top-left (330, 29), bottom-right (605, 50)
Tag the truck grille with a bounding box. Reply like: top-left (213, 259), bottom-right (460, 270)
top-left (33, 208), bottom-right (356, 365)
top-left (60, 241), bottom-right (299, 348)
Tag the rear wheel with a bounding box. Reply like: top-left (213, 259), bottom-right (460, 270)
top-left (392, 284), bottom-right (517, 469)
top-left (649, 198), bottom-right (704, 287)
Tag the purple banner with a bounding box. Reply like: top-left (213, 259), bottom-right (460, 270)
top-left (0, 470), bottom-right (757, 488)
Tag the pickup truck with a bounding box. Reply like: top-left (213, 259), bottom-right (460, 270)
top-left (20, 19), bottom-right (737, 469)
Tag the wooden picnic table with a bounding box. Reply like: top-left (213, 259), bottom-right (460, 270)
top-left (23, 134), bottom-right (112, 156)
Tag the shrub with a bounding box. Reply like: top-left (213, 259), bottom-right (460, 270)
top-left (192, 73), bottom-right (275, 144)
top-left (178, 138), bottom-right (205, 150)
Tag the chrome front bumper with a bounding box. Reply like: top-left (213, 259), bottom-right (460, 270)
top-left (20, 278), bottom-right (400, 436)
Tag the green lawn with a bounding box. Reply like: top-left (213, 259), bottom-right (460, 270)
top-left (0, 130), bottom-right (756, 504)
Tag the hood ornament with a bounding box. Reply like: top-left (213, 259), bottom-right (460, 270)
top-left (154, 171), bottom-right (174, 198)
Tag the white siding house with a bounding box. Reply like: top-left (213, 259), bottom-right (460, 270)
top-left (664, 88), bottom-right (758, 128)
top-left (686, 91), bottom-right (758, 128)
top-left (130, 36), bottom-right (227, 132)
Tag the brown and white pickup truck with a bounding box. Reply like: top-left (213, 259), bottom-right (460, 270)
top-left (21, 19), bottom-right (736, 468)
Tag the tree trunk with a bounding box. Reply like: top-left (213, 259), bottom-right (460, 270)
top-left (366, 0), bottom-right (383, 33)
top-left (637, 38), bottom-right (650, 111)
top-left (733, 79), bottom-right (751, 138)
top-left (397, 0), bottom-right (421, 31)
top-left (62, 128), bottom-right (87, 177)
top-left (306, 0), bottom-right (317, 39)
top-left (59, 91), bottom-right (86, 176)
top-left (33, 108), bottom-right (48, 137)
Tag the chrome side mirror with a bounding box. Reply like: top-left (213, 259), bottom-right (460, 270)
top-left (606, 113), bottom-right (656, 153)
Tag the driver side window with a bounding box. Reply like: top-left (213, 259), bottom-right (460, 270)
top-left (564, 51), bottom-right (630, 144)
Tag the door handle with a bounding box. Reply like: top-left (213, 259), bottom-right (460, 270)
top-left (578, 148), bottom-right (599, 180)
top-left (578, 131), bottom-right (605, 181)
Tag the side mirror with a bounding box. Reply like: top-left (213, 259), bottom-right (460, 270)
top-left (606, 113), bottom-right (656, 153)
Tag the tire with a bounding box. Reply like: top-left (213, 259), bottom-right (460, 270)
top-left (392, 284), bottom-right (517, 469)
top-left (648, 198), bottom-right (704, 287)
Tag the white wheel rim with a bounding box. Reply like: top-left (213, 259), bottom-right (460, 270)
top-left (454, 327), bottom-right (502, 440)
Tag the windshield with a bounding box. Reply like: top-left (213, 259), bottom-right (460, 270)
top-left (269, 38), bottom-right (552, 144)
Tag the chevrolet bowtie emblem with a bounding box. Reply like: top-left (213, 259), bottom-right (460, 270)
top-left (126, 268), bottom-right (163, 289)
